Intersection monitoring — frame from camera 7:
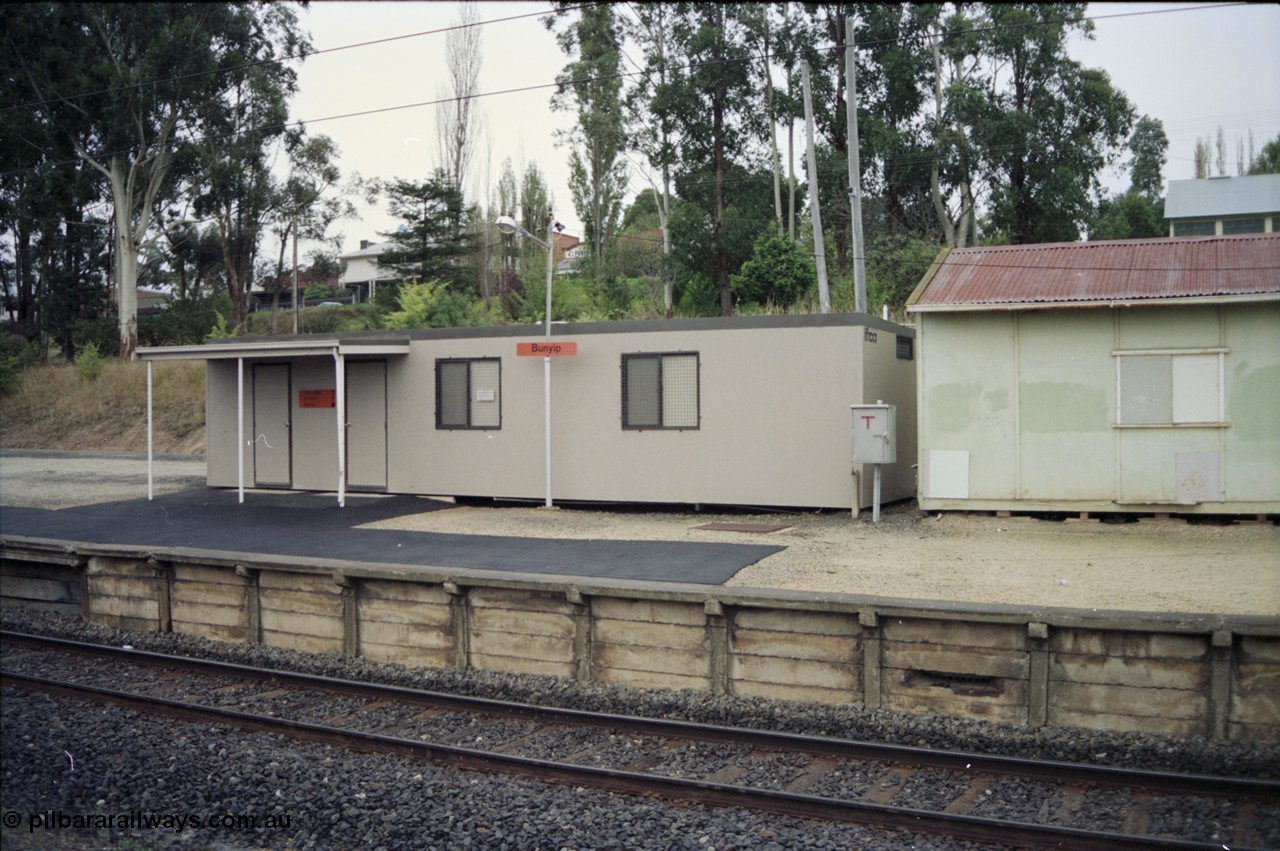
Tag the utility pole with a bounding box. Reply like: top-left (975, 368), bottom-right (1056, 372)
top-left (291, 213), bottom-right (299, 334)
top-left (802, 61), bottom-right (830, 313)
top-left (846, 17), bottom-right (867, 314)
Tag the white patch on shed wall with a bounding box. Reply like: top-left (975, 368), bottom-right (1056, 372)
top-left (923, 450), bottom-right (969, 499)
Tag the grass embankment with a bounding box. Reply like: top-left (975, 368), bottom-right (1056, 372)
top-left (0, 359), bottom-right (205, 454)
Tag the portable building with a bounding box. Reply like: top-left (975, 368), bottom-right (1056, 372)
top-left (137, 314), bottom-right (917, 511)
top-left (906, 233), bottom-right (1280, 515)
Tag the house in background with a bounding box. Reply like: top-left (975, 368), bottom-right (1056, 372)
top-left (136, 287), bottom-right (172, 314)
top-left (906, 233), bottom-right (1279, 516)
top-left (1165, 174), bottom-right (1280, 237)
top-left (339, 240), bottom-right (399, 304)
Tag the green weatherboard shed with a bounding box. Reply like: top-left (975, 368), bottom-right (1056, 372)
top-left (906, 233), bottom-right (1280, 515)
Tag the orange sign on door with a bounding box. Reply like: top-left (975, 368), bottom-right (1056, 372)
top-left (298, 389), bottom-right (336, 408)
top-left (517, 341), bottom-right (577, 357)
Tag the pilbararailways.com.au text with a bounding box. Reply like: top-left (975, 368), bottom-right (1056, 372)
top-left (12, 809), bottom-right (292, 834)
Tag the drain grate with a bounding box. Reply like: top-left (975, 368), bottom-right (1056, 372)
top-left (906, 669), bottom-right (1004, 697)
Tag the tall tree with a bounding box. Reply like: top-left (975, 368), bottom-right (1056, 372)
top-left (1248, 135), bottom-right (1280, 174)
top-left (546, 4), bottom-right (628, 269)
top-left (1128, 116), bottom-right (1168, 202)
top-left (1194, 136), bottom-right (1211, 179)
top-left (667, 3), bottom-right (765, 315)
top-left (622, 3), bottom-right (680, 315)
top-left (929, 5), bottom-right (984, 247)
top-left (959, 4), bottom-right (1133, 244)
top-left (268, 134), bottom-right (356, 322)
top-left (1089, 113), bottom-right (1167, 242)
top-left (435, 1), bottom-right (484, 194)
top-left (193, 5), bottom-right (305, 331)
top-left (5, 3), bottom-right (308, 356)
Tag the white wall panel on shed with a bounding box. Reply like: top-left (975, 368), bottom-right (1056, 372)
top-left (1172, 354), bottom-right (1220, 423)
top-left (923, 450), bottom-right (969, 499)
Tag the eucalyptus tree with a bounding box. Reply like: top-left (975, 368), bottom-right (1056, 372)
top-left (796, 3), bottom-right (937, 259)
top-left (1249, 136), bottom-right (1280, 174)
top-left (5, 2), bottom-right (309, 356)
top-left (620, 2), bottom-right (680, 315)
top-left (955, 3), bottom-right (1133, 243)
top-left (1128, 116), bottom-right (1168, 202)
top-left (665, 3), bottom-right (769, 315)
top-left (1089, 115), bottom-right (1167, 241)
top-left (267, 133), bottom-right (356, 315)
top-left (192, 31), bottom-right (305, 332)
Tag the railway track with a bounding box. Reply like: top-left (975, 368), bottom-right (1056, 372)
top-left (3, 630), bottom-right (1277, 850)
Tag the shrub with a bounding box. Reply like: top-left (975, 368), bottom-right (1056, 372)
top-left (74, 341), bottom-right (107, 380)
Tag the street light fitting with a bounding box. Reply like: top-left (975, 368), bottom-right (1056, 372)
top-left (494, 214), bottom-right (550, 250)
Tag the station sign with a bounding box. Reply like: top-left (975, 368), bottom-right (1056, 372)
top-left (299, 389), bottom-right (336, 409)
top-left (517, 341), bottom-right (577, 357)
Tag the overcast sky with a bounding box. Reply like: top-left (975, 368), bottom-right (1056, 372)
top-left (287, 2), bottom-right (1280, 257)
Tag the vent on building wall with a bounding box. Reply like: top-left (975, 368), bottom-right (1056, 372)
top-left (896, 335), bottom-right (914, 360)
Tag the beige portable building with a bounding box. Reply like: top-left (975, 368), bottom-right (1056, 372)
top-left (138, 314), bottom-right (917, 511)
top-left (906, 233), bottom-right (1280, 515)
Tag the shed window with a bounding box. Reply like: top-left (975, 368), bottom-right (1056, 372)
top-left (1172, 220), bottom-right (1215, 237)
top-left (436, 358), bottom-right (501, 429)
top-left (1221, 217), bottom-right (1265, 235)
top-left (1114, 350), bottom-right (1226, 427)
top-left (622, 352), bottom-right (699, 429)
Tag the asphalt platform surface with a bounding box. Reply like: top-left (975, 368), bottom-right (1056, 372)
top-left (0, 486), bottom-right (784, 585)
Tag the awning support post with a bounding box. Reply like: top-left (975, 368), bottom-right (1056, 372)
top-left (146, 360), bottom-right (154, 500)
top-left (237, 357), bottom-right (245, 504)
top-left (334, 350), bottom-right (346, 508)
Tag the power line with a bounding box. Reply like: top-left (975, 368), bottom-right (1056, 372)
top-left (0, 3), bottom-right (597, 117)
top-left (3, 2), bottom-right (1270, 195)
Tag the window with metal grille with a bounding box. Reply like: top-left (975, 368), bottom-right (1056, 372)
top-left (896, 334), bottom-right (914, 360)
top-left (621, 352), bottom-right (699, 430)
top-left (1172, 220), bottom-right (1215, 237)
top-left (436, 358), bottom-right (501, 429)
top-left (1222, 217), bottom-right (1265, 235)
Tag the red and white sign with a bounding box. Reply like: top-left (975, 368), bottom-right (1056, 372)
top-left (517, 341), bottom-right (577, 357)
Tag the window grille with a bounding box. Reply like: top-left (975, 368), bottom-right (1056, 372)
top-left (621, 352), bottom-right (699, 430)
top-left (1172, 220), bottom-right (1215, 237)
top-left (436, 357), bottom-right (501, 429)
top-left (1222, 217), bottom-right (1265, 235)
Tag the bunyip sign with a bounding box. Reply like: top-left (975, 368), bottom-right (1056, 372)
top-left (516, 341), bottom-right (578, 357)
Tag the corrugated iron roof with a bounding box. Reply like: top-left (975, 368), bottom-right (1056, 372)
top-left (907, 233), bottom-right (1280, 311)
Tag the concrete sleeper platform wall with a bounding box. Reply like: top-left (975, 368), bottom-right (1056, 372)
top-left (3, 545), bottom-right (1277, 744)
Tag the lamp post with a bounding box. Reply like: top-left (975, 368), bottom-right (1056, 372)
top-left (495, 213), bottom-right (560, 508)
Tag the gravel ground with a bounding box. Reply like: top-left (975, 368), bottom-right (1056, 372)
top-left (2, 451), bottom-right (1276, 617)
top-left (3, 608), bottom-right (1278, 851)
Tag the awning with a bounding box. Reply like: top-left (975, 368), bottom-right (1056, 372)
top-left (135, 337), bottom-right (411, 361)
top-left (134, 337), bottom-right (410, 508)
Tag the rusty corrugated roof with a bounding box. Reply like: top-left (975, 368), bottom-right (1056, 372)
top-left (907, 233), bottom-right (1280, 310)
